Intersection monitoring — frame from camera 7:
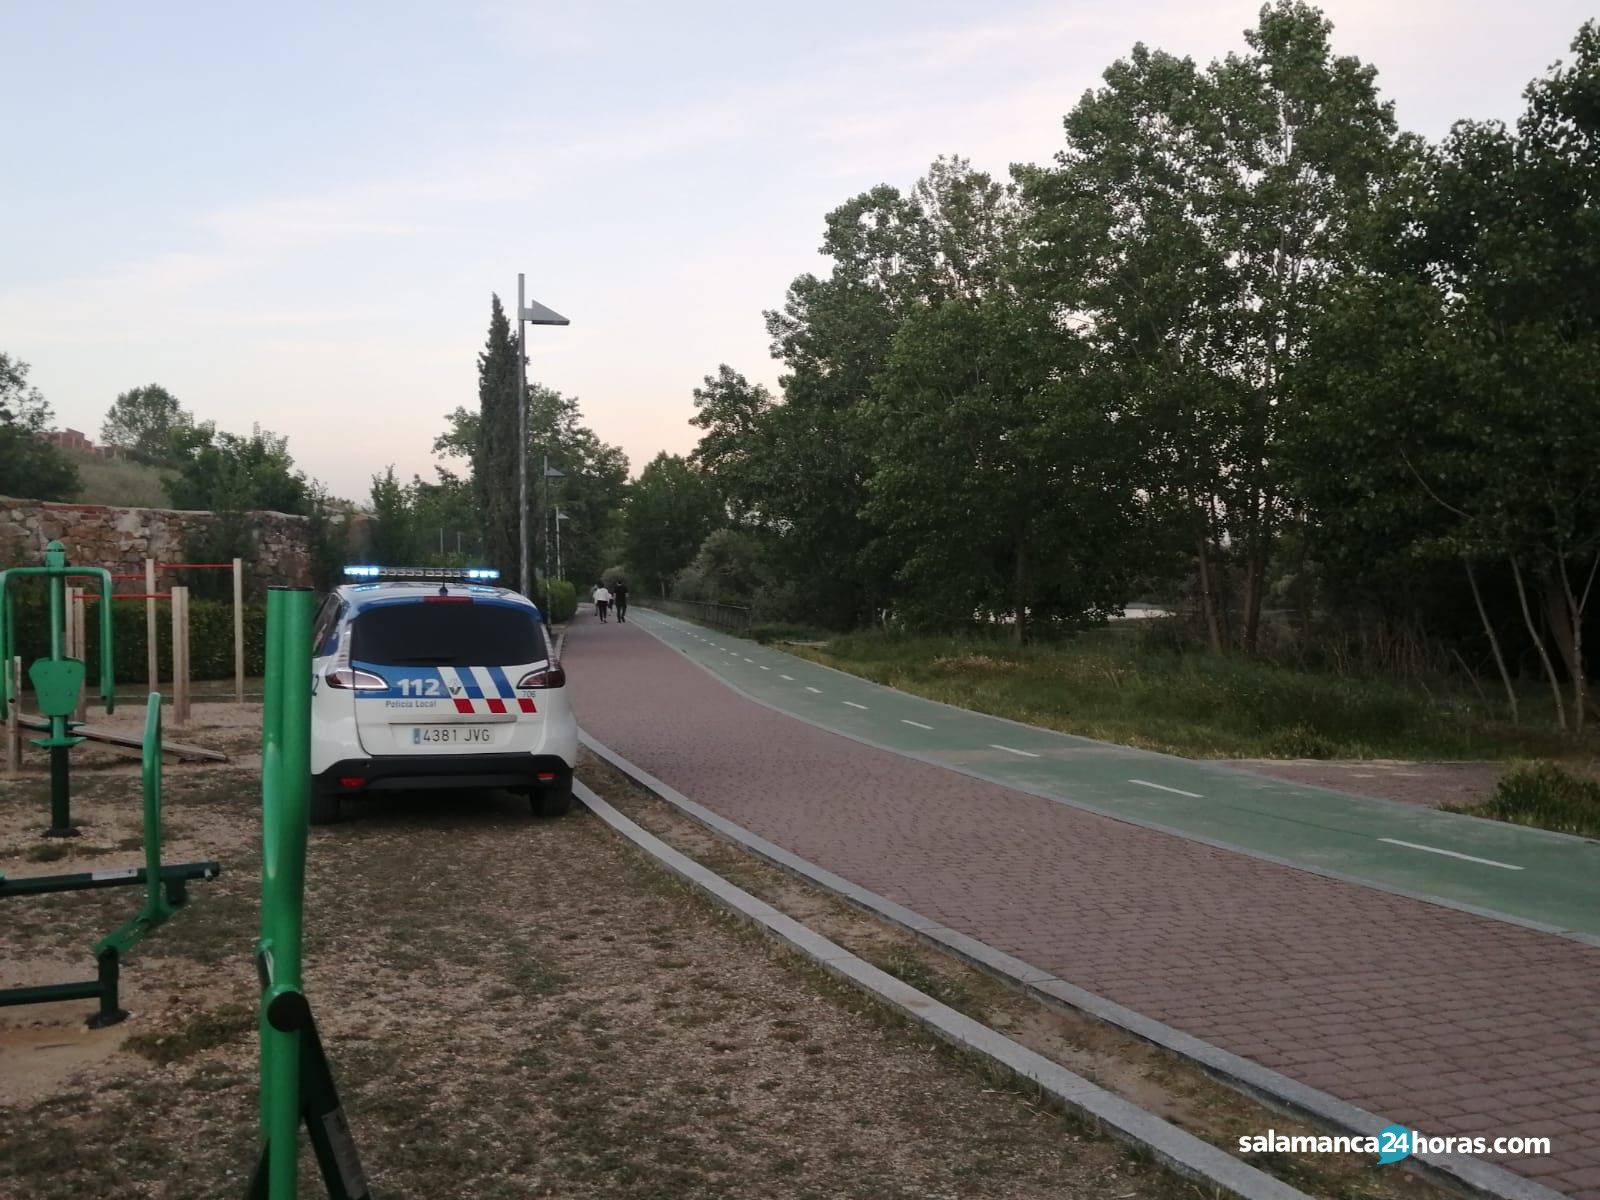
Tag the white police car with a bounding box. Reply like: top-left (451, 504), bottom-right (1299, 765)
top-left (308, 565), bottom-right (577, 824)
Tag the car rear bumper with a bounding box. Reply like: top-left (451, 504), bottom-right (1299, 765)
top-left (315, 753), bottom-right (572, 795)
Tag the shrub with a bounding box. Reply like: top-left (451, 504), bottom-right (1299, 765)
top-left (748, 623), bottom-right (829, 645)
top-left (1483, 762), bottom-right (1600, 838)
top-left (3, 591), bottom-right (266, 683)
top-left (1265, 724), bottom-right (1338, 760)
top-left (537, 579), bottom-right (577, 623)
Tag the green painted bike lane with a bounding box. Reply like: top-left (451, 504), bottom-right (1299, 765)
top-left (633, 609), bottom-right (1600, 939)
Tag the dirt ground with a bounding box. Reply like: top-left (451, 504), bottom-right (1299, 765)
top-left (1225, 759), bottom-right (1505, 809)
top-left (3, 741), bottom-right (1196, 1199)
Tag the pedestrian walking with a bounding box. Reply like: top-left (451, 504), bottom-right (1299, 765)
top-left (592, 583), bottom-right (611, 622)
top-left (611, 579), bottom-right (630, 622)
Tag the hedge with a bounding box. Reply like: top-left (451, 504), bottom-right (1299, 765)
top-left (3, 592), bottom-right (268, 683)
top-left (537, 579), bottom-right (578, 624)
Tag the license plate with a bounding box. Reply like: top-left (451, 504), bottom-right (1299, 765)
top-left (408, 726), bottom-right (493, 746)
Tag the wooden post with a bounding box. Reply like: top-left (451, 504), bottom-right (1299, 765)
top-left (145, 557), bottom-right (158, 694)
top-left (70, 586), bottom-right (88, 721)
top-left (171, 585), bottom-right (191, 726)
top-left (4, 656), bottom-right (20, 776)
top-left (233, 556), bottom-right (245, 705)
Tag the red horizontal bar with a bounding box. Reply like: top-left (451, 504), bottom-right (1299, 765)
top-left (110, 573), bottom-right (143, 580)
top-left (84, 593), bottom-right (171, 601)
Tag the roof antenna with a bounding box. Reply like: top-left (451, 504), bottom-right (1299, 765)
top-left (439, 583), bottom-right (449, 597)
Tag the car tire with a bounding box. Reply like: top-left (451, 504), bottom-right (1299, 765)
top-left (309, 787), bottom-right (344, 826)
top-left (531, 785), bottom-right (573, 818)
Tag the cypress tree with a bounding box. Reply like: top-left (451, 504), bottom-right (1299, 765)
top-left (475, 295), bottom-right (522, 582)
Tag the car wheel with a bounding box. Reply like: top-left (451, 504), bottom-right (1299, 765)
top-left (531, 786), bottom-right (573, 818)
top-left (309, 787), bottom-right (344, 826)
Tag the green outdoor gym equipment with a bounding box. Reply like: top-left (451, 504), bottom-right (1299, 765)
top-left (249, 587), bottom-right (370, 1200)
top-left (0, 693), bottom-right (221, 1026)
top-left (0, 540), bottom-right (117, 836)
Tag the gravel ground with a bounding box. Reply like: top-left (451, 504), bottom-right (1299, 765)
top-left (1, 752), bottom-right (1195, 1200)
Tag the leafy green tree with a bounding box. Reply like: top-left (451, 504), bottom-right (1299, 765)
top-left (438, 379), bottom-right (628, 590)
top-left (409, 468), bottom-right (481, 561)
top-left (673, 528), bottom-right (771, 605)
top-left (99, 384), bottom-right (210, 465)
top-left (369, 466), bottom-right (419, 564)
top-left (867, 297), bottom-right (1139, 640)
top-left (736, 157), bottom-right (1024, 628)
top-left (0, 352), bottom-right (78, 501)
top-left (1291, 22), bottom-right (1600, 730)
top-left (687, 366), bottom-right (772, 517)
top-left (165, 425), bottom-right (311, 514)
top-left (1021, 1), bottom-right (1401, 653)
top-left (624, 453), bottom-right (725, 596)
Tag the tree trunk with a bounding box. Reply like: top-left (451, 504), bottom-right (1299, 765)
top-left (1511, 557), bottom-right (1568, 732)
top-left (1558, 556), bottom-right (1597, 737)
top-left (1243, 526), bottom-right (1267, 657)
top-left (1463, 557), bottom-right (1518, 724)
top-left (1196, 533), bottom-right (1223, 655)
top-left (1012, 536), bottom-right (1027, 647)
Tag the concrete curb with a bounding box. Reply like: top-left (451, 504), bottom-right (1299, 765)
top-left (578, 729), bottom-right (1571, 1200)
top-left (573, 778), bottom-right (1314, 1200)
top-left (628, 608), bottom-right (1600, 950)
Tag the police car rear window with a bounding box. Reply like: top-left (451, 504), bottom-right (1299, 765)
top-left (350, 603), bottom-right (545, 667)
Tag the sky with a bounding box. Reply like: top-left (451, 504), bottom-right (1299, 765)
top-left (2, 0), bottom-right (1591, 502)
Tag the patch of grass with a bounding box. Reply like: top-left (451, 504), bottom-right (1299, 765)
top-left (748, 622), bottom-right (830, 645)
top-left (62, 446), bottom-right (174, 508)
top-left (25, 842), bottom-right (73, 863)
top-left (871, 944), bottom-right (978, 1015)
top-left (791, 628), bottom-right (1587, 761)
top-left (1451, 760), bottom-right (1600, 838)
top-left (124, 1001), bottom-right (255, 1064)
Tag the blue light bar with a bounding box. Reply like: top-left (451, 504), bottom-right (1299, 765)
top-left (342, 565), bottom-right (500, 582)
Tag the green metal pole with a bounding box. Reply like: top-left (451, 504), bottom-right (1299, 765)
top-left (45, 546), bottom-right (73, 837)
top-left (94, 566), bottom-right (116, 714)
top-left (258, 587), bottom-right (312, 1200)
top-left (142, 695), bottom-right (163, 916)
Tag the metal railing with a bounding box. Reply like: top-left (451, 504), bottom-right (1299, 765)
top-left (644, 598), bottom-right (753, 634)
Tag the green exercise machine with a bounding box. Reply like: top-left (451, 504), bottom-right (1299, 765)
top-left (0, 540), bottom-right (116, 837)
top-left (0, 694), bottom-right (221, 1025)
top-left (0, 542), bottom-right (220, 1026)
top-left (249, 586), bottom-right (370, 1200)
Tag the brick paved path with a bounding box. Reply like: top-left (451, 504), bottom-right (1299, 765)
top-left (566, 615), bottom-right (1600, 1197)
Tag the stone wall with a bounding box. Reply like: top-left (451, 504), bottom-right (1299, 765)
top-left (0, 495), bottom-right (346, 592)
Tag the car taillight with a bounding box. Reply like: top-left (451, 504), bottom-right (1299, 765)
top-left (517, 665), bottom-right (566, 689)
top-left (325, 666), bottom-right (389, 690)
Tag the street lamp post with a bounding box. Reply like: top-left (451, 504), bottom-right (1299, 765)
top-left (555, 509), bottom-right (570, 580)
top-left (542, 460), bottom-right (565, 595)
top-left (516, 273), bottom-right (570, 598)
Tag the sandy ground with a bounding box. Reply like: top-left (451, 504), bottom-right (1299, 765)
top-left (2, 740), bottom-right (1189, 1200)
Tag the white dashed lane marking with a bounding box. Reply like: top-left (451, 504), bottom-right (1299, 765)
top-left (990, 744), bottom-right (1040, 758)
top-left (1378, 838), bottom-right (1523, 871)
top-left (1129, 779), bottom-right (1203, 799)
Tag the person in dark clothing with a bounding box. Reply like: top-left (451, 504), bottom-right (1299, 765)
top-left (611, 580), bottom-right (629, 622)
